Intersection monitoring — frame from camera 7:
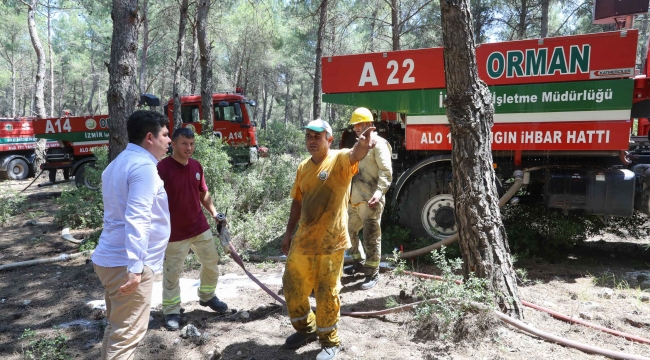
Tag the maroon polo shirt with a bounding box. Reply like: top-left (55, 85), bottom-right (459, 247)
top-left (157, 156), bottom-right (210, 242)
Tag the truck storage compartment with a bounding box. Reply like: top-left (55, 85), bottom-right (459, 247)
top-left (545, 168), bottom-right (635, 217)
top-left (632, 164), bottom-right (650, 215)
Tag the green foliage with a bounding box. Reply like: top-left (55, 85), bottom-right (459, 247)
top-left (54, 148), bottom-right (107, 230)
top-left (256, 122), bottom-right (308, 156)
top-left (193, 135), bottom-right (300, 253)
top-left (502, 201), bottom-right (602, 259)
top-left (0, 185), bottom-right (26, 226)
top-left (394, 247), bottom-right (493, 339)
top-left (21, 328), bottom-right (70, 360)
top-left (78, 229), bottom-right (102, 252)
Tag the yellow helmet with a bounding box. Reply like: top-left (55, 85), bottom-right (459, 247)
top-left (349, 107), bottom-right (373, 125)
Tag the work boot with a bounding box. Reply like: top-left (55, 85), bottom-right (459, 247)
top-left (199, 296), bottom-right (228, 313)
top-left (343, 263), bottom-right (364, 276)
top-left (316, 346), bottom-right (340, 360)
top-left (164, 314), bottom-right (180, 330)
top-left (360, 275), bottom-right (380, 290)
top-left (284, 331), bottom-right (318, 349)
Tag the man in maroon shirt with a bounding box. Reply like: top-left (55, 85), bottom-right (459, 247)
top-left (157, 127), bottom-right (228, 330)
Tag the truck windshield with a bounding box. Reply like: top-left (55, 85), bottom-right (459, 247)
top-left (181, 106), bottom-right (200, 123)
top-left (214, 103), bottom-right (242, 122)
top-left (245, 103), bottom-right (255, 122)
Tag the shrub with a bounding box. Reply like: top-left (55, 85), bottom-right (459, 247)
top-left (54, 148), bottom-right (107, 230)
top-left (0, 186), bottom-right (26, 226)
top-left (257, 121), bottom-right (307, 156)
top-left (21, 328), bottom-right (70, 360)
top-left (393, 247), bottom-right (494, 340)
top-left (193, 135), bottom-right (301, 253)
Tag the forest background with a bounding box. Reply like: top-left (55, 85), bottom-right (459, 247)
top-left (1, 0), bottom-right (647, 128)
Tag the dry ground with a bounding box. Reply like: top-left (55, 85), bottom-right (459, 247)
top-left (0, 176), bottom-right (649, 360)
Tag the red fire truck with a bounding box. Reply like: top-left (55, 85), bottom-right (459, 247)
top-left (0, 117), bottom-right (59, 180)
top-left (323, 29), bottom-right (650, 239)
top-left (31, 90), bottom-right (260, 187)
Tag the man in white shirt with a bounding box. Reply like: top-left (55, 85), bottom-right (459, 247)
top-left (92, 110), bottom-right (171, 360)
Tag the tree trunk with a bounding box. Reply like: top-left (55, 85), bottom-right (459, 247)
top-left (58, 60), bottom-right (65, 116)
top-left (47, 0), bottom-right (54, 117)
top-left (139, 0), bottom-right (149, 95)
top-left (391, 0), bottom-right (400, 50)
top-left (313, 0), bottom-right (328, 120)
top-left (107, 0), bottom-right (141, 162)
top-left (261, 82), bottom-right (268, 129)
top-left (87, 50), bottom-right (98, 114)
top-left (267, 93), bottom-right (274, 125)
top-left (517, 0), bottom-right (527, 40)
top-left (25, 0), bottom-right (47, 171)
top-left (190, 22), bottom-right (198, 94)
top-left (284, 71), bottom-right (291, 125)
top-left (439, 0), bottom-right (523, 318)
top-left (11, 61), bottom-right (16, 117)
top-left (540, 0), bottom-right (549, 38)
top-left (173, 0), bottom-right (189, 130)
top-left (298, 82), bottom-right (304, 126)
top-left (197, 0), bottom-right (213, 135)
top-left (368, 5), bottom-right (379, 52)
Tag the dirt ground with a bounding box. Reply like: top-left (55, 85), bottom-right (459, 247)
top-left (0, 176), bottom-right (649, 360)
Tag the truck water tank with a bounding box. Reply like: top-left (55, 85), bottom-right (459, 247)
top-left (545, 169), bottom-right (635, 217)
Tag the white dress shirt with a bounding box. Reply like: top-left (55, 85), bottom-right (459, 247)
top-left (92, 143), bottom-right (170, 273)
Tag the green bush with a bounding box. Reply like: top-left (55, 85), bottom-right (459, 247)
top-left (257, 121), bottom-right (308, 156)
top-left (502, 201), bottom-right (606, 259)
top-left (54, 148), bottom-right (107, 230)
top-left (21, 328), bottom-right (70, 360)
top-left (0, 186), bottom-right (26, 226)
top-left (193, 135), bottom-right (301, 253)
top-left (392, 247), bottom-right (493, 340)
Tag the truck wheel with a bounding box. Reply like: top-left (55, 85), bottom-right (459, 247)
top-left (74, 162), bottom-right (98, 190)
top-left (7, 158), bottom-right (30, 180)
top-left (397, 168), bottom-right (456, 240)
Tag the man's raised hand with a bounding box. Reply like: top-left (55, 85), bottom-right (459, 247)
top-left (357, 126), bottom-right (377, 149)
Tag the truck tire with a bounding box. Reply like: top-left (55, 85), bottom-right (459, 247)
top-left (74, 162), bottom-right (98, 190)
top-left (7, 158), bottom-right (30, 180)
top-left (397, 167), bottom-right (456, 240)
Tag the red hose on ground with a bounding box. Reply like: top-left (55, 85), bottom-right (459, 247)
top-left (521, 300), bottom-right (650, 345)
top-left (403, 270), bottom-right (650, 345)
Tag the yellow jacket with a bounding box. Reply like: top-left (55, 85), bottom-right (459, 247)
top-left (350, 134), bottom-right (393, 205)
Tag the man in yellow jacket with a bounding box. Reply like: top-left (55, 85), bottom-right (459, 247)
top-left (344, 108), bottom-right (393, 289)
top-left (281, 117), bottom-right (375, 360)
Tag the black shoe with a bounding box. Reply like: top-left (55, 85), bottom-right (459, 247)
top-left (199, 297), bottom-right (228, 313)
top-left (343, 263), bottom-right (363, 276)
top-left (316, 346), bottom-right (340, 360)
top-left (164, 314), bottom-right (180, 330)
top-left (360, 275), bottom-right (379, 290)
top-left (284, 331), bottom-right (317, 349)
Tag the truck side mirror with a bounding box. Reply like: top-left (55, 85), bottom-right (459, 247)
top-left (235, 115), bottom-right (243, 123)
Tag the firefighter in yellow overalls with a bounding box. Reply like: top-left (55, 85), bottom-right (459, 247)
top-left (344, 108), bottom-right (393, 289)
top-left (281, 118), bottom-right (376, 360)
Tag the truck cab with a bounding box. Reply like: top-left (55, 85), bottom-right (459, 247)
top-left (164, 88), bottom-right (259, 164)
